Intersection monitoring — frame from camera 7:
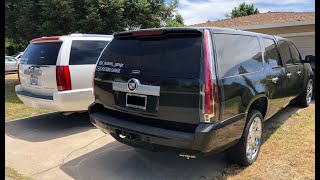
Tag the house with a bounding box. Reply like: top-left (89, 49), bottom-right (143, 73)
top-left (191, 12), bottom-right (315, 59)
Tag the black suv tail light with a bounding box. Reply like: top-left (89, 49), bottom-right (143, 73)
top-left (200, 30), bottom-right (219, 123)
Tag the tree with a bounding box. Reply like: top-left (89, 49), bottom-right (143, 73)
top-left (165, 14), bottom-right (184, 27)
top-left (225, 2), bottom-right (259, 19)
top-left (5, 0), bottom-right (184, 55)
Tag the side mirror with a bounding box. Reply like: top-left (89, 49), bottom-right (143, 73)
top-left (304, 55), bottom-right (315, 63)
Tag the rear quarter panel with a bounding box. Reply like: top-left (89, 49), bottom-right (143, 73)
top-left (69, 65), bottom-right (96, 89)
top-left (219, 71), bottom-right (267, 120)
top-left (59, 36), bottom-right (112, 90)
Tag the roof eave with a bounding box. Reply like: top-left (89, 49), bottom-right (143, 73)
top-left (230, 20), bottom-right (315, 30)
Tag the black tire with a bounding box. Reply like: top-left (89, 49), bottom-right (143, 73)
top-left (295, 79), bottom-right (313, 107)
top-left (228, 110), bottom-right (263, 166)
top-left (312, 81), bottom-right (315, 100)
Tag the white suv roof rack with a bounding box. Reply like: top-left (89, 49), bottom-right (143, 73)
top-left (68, 33), bottom-right (113, 38)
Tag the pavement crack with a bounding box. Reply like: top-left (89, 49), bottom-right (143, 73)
top-left (30, 135), bottom-right (106, 178)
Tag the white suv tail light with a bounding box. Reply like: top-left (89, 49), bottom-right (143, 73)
top-left (56, 66), bottom-right (71, 91)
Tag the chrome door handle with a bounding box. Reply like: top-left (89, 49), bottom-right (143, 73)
top-left (272, 77), bottom-right (279, 83)
top-left (297, 71), bottom-right (302, 75)
top-left (286, 72), bottom-right (292, 78)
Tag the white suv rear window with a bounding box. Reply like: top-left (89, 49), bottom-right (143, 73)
top-left (21, 42), bottom-right (62, 65)
top-left (69, 40), bottom-right (110, 65)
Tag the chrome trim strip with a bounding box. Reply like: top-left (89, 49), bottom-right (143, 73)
top-left (112, 81), bottom-right (160, 96)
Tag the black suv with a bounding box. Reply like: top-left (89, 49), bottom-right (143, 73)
top-left (89, 27), bottom-right (314, 166)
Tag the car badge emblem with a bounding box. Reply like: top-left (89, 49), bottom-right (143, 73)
top-left (127, 78), bottom-right (139, 91)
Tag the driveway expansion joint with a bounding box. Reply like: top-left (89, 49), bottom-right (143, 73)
top-left (30, 135), bottom-right (107, 177)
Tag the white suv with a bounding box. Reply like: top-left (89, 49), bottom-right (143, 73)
top-left (15, 34), bottom-right (113, 112)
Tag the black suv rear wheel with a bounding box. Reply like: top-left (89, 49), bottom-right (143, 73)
top-left (228, 110), bottom-right (263, 166)
top-left (295, 79), bottom-right (313, 107)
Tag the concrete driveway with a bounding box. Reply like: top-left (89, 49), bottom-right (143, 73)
top-left (5, 112), bottom-right (227, 180)
top-left (5, 105), bottom-right (301, 180)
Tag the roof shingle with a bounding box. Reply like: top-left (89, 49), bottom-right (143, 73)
top-left (190, 12), bottom-right (315, 28)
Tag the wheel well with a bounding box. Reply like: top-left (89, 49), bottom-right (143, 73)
top-left (310, 74), bottom-right (315, 81)
top-left (248, 97), bottom-right (268, 119)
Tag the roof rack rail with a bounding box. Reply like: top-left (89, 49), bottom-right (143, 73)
top-left (69, 33), bottom-right (113, 38)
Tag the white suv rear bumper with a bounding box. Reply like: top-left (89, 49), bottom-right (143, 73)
top-left (15, 85), bottom-right (94, 112)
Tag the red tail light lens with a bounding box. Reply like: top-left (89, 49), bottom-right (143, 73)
top-left (17, 64), bottom-right (21, 83)
top-left (203, 30), bottom-right (213, 116)
top-left (201, 30), bottom-right (219, 123)
top-left (56, 66), bottom-right (71, 91)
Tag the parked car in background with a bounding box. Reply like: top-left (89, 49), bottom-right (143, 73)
top-left (15, 34), bottom-right (113, 112)
top-left (89, 27), bottom-right (314, 166)
top-left (13, 51), bottom-right (24, 63)
top-left (5, 56), bottom-right (19, 73)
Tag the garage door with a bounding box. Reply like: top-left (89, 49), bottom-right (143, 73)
top-left (287, 35), bottom-right (315, 59)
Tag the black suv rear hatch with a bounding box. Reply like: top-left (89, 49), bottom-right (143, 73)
top-left (94, 29), bottom-right (203, 125)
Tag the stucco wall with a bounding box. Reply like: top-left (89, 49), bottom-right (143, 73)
top-left (289, 35), bottom-right (315, 58)
top-left (246, 24), bottom-right (314, 35)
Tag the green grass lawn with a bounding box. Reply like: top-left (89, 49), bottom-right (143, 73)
top-left (5, 74), bottom-right (52, 121)
top-left (5, 166), bottom-right (33, 180)
top-left (215, 103), bottom-right (315, 180)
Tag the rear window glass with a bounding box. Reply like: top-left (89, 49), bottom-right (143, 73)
top-left (214, 34), bottom-right (263, 78)
top-left (278, 41), bottom-right (292, 65)
top-left (97, 33), bottom-right (202, 78)
top-left (262, 38), bottom-right (282, 68)
top-left (288, 42), bottom-right (301, 64)
top-left (69, 40), bottom-right (110, 65)
top-left (21, 43), bottom-right (62, 65)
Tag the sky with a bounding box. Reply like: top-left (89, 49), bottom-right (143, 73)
top-left (177, 0), bottom-right (315, 25)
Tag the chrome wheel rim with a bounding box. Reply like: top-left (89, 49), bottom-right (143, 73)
top-left (306, 80), bottom-right (313, 104)
top-left (246, 117), bottom-right (262, 161)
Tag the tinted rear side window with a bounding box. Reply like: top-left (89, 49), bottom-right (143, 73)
top-left (288, 42), bottom-right (301, 64)
top-left (214, 34), bottom-right (263, 78)
top-left (69, 40), bottom-right (110, 65)
top-left (97, 33), bottom-right (202, 78)
top-left (21, 43), bottom-right (62, 65)
top-left (262, 38), bottom-right (282, 68)
top-left (278, 41), bottom-right (292, 65)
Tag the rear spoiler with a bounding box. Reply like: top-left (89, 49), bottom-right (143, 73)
top-left (114, 28), bottom-right (203, 39)
top-left (31, 36), bottom-right (62, 43)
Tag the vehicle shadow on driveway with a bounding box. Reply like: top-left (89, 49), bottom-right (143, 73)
top-left (59, 104), bottom-right (302, 180)
top-left (5, 112), bottom-right (94, 142)
top-left (60, 142), bottom-right (228, 180)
